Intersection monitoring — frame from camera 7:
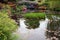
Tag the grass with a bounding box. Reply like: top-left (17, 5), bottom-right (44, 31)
top-left (24, 12), bottom-right (46, 20)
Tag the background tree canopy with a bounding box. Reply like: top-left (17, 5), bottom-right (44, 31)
top-left (0, 0), bottom-right (17, 3)
top-left (45, 0), bottom-right (60, 10)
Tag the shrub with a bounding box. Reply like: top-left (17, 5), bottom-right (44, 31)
top-left (0, 12), bottom-right (18, 40)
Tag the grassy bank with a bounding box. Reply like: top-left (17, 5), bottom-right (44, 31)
top-left (24, 13), bottom-right (46, 20)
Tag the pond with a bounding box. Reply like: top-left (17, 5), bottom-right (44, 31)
top-left (14, 16), bottom-right (60, 40)
top-left (15, 18), bottom-right (49, 40)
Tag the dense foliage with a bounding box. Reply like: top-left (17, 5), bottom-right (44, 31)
top-left (45, 0), bottom-right (60, 10)
top-left (11, 5), bottom-right (23, 15)
top-left (0, 12), bottom-right (18, 40)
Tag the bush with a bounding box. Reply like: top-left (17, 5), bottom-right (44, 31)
top-left (24, 12), bottom-right (46, 20)
top-left (0, 12), bottom-right (18, 40)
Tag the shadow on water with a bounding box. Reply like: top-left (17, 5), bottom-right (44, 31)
top-left (24, 19), bottom-right (40, 29)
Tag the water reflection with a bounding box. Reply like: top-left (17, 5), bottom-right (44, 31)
top-left (46, 20), bottom-right (60, 40)
top-left (25, 19), bottom-right (40, 29)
